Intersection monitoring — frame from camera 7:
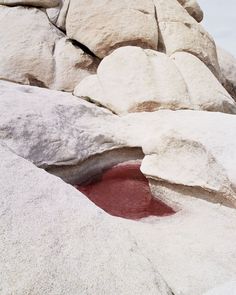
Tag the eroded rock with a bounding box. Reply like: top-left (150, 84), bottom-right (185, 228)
top-left (154, 0), bottom-right (220, 78)
top-left (0, 0), bottom-right (60, 8)
top-left (0, 6), bottom-right (98, 91)
top-left (217, 47), bottom-right (236, 101)
top-left (66, 0), bottom-right (158, 58)
top-left (0, 5), bottom-right (61, 88)
top-left (1, 81), bottom-right (236, 209)
top-left (74, 46), bottom-right (236, 115)
top-left (177, 0), bottom-right (203, 22)
top-left (171, 51), bottom-right (236, 113)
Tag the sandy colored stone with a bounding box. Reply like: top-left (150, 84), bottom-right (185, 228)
top-left (74, 46), bottom-right (190, 114)
top-left (154, 0), bottom-right (220, 78)
top-left (0, 0), bottom-right (60, 8)
top-left (203, 281), bottom-right (236, 295)
top-left (171, 51), bottom-right (236, 113)
top-left (66, 0), bottom-right (158, 58)
top-left (217, 47), bottom-right (236, 101)
top-left (2, 81), bottom-right (236, 208)
top-left (0, 143), bottom-right (173, 295)
top-left (75, 46), bottom-right (236, 114)
top-left (0, 6), bottom-right (98, 91)
top-left (53, 38), bottom-right (99, 92)
top-left (56, 0), bottom-right (69, 30)
top-left (1, 141), bottom-right (236, 295)
top-left (177, 0), bottom-right (203, 22)
top-left (121, 110), bottom-right (236, 207)
top-left (0, 5), bottom-right (62, 88)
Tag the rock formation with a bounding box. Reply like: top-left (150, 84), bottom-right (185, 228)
top-left (0, 0), bottom-right (236, 294)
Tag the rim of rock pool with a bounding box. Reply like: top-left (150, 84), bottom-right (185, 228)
top-left (74, 162), bottom-right (176, 220)
top-left (46, 148), bottom-right (176, 220)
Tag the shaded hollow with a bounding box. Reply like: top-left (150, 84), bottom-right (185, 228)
top-left (74, 163), bottom-right (175, 220)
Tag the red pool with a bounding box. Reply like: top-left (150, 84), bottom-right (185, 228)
top-left (74, 163), bottom-right (175, 220)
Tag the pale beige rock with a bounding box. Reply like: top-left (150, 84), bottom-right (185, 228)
top-left (0, 80), bottom-right (119, 167)
top-left (177, 0), bottom-right (203, 22)
top-left (171, 52), bottom-right (236, 113)
top-left (2, 81), bottom-right (236, 208)
top-left (66, 0), bottom-right (158, 58)
top-left (217, 47), bottom-right (236, 100)
top-left (0, 6), bottom-right (98, 91)
top-left (154, 0), bottom-right (220, 78)
top-left (0, 0), bottom-right (60, 8)
top-left (0, 5), bottom-right (62, 88)
top-left (1, 86), bottom-right (236, 294)
top-left (56, 0), bottom-right (69, 30)
top-left (46, 6), bottom-right (61, 24)
top-left (53, 38), bottom-right (99, 92)
top-left (203, 282), bottom-right (236, 295)
top-left (75, 46), bottom-right (236, 115)
top-left (74, 46), bottom-right (191, 114)
top-left (0, 143), bottom-right (173, 295)
top-left (122, 110), bottom-right (236, 207)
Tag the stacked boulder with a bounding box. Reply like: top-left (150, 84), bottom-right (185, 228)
top-left (1, 1), bottom-right (236, 294)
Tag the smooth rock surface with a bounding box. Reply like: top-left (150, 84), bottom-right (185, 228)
top-left (122, 110), bottom-right (236, 207)
top-left (0, 80), bottom-right (122, 167)
top-left (0, 6), bottom-right (98, 91)
top-left (154, 0), bottom-right (220, 77)
top-left (1, 1), bottom-right (236, 294)
top-left (66, 0), bottom-right (158, 58)
top-left (177, 0), bottom-right (203, 22)
top-left (217, 47), bottom-right (236, 100)
top-left (53, 38), bottom-right (99, 91)
top-left (75, 46), bottom-right (236, 115)
top-left (171, 51), bottom-right (236, 113)
top-left (0, 0), bottom-right (60, 7)
top-left (0, 5), bottom-right (62, 88)
top-left (74, 46), bottom-right (191, 114)
top-left (1, 143), bottom-right (236, 295)
top-left (1, 81), bottom-right (236, 208)
top-left (0, 143), bottom-right (173, 295)
top-left (203, 281), bottom-right (236, 295)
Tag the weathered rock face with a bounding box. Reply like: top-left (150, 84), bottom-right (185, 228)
top-left (203, 281), bottom-right (236, 295)
top-left (74, 46), bottom-right (190, 114)
top-left (0, 0), bottom-right (236, 293)
top-left (53, 38), bottom-right (99, 91)
top-left (217, 47), bottom-right (236, 101)
top-left (122, 110), bottom-right (236, 208)
top-left (0, 80), bottom-right (121, 167)
top-left (154, 0), bottom-right (220, 78)
top-left (170, 51), bottom-right (235, 113)
top-left (0, 5), bottom-right (61, 88)
top-left (74, 46), bottom-right (235, 115)
top-left (1, 81), bottom-right (236, 209)
top-left (66, 0), bottom-right (158, 59)
top-left (1, 142), bottom-right (236, 295)
top-left (0, 143), bottom-right (174, 295)
top-left (177, 0), bottom-right (203, 22)
top-left (0, 0), bottom-right (225, 94)
top-left (0, 6), bottom-right (98, 91)
top-left (0, 0), bottom-right (60, 8)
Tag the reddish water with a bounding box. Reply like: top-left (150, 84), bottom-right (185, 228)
top-left (74, 163), bottom-right (175, 220)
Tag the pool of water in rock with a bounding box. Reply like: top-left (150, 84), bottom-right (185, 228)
top-left (74, 163), bottom-right (175, 220)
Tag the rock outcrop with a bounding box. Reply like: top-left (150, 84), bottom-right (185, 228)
top-left (217, 47), bottom-right (236, 101)
top-left (0, 0), bottom-right (236, 294)
top-left (1, 81), bottom-right (236, 208)
top-left (74, 46), bottom-right (235, 114)
top-left (1, 141), bottom-right (236, 295)
top-left (66, 0), bottom-right (158, 58)
top-left (0, 5), bottom-right (98, 91)
top-left (177, 0), bottom-right (203, 22)
top-left (0, 0), bottom-right (60, 8)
